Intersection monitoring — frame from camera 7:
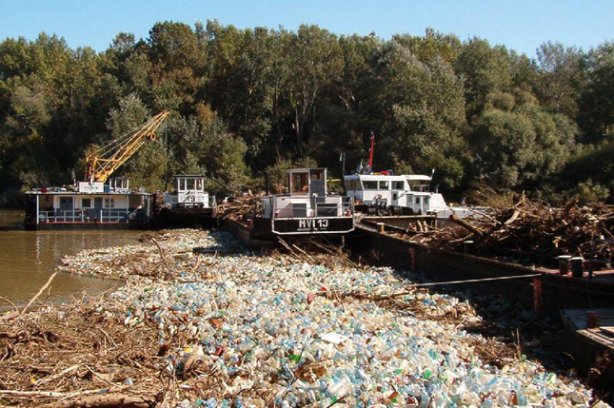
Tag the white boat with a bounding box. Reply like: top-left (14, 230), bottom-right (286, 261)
top-left (162, 175), bottom-right (216, 211)
top-left (344, 172), bottom-right (474, 218)
top-left (24, 177), bottom-right (154, 229)
top-left (157, 175), bottom-right (217, 227)
top-left (253, 168), bottom-right (354, 236)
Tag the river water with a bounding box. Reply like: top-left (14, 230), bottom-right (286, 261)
top-left (0, 209), bottom-right (142, 309)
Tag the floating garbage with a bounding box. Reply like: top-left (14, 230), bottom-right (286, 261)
top-left (6, 229), bottom-right (605, 407)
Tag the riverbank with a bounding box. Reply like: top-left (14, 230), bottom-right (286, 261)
top-left (0, 229), bottom-right (608, 407)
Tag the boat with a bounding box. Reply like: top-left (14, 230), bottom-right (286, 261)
top-left (343, 132), bottom-right (474, 218)
top-left (156, 174), bottom-right (217, 227)
top-left (24, 177), bottom-right (155, 229)
top-left (248, 167), bottom-right (354, 239)
top-left (22, 110), bottom-right (169, 230)
top-left (344, 172), bottom-right (474, 218)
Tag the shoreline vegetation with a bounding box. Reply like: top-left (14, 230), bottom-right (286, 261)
top-left (0, 229), bottom-right (609, 407)
top-left (1, 23), bottom-right (614, 207)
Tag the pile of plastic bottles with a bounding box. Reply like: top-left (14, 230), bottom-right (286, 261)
top-left (68, 230), bottom-right (600, 407)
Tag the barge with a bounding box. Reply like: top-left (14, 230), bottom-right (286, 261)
top-left (156, 175), bottom-right (217, 227)
top-left (24, 177), bottom-right (155, 230)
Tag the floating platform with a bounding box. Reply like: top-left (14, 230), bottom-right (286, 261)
top-left (561, 308), bottom-right (614, 390)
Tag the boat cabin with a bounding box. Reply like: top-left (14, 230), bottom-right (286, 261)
top-left (24, 177), bottom-right (154, 229)
top-left (163, 175), bottom-right (215, 210)
top-left (344, 173), bottom-right (451, 215)
top-left (256, 168), bottom-right (354, 236)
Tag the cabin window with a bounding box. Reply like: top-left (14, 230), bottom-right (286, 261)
top-left (186, 179), bottom-right (195, 190)
top-left (378, 180), bottom-right (389, 190)
top-left (363, 181), bottom-right (378, 190)
top-left (393, 181), bottom-right (405, 190)
top-left (291, 173), bottom-right (309, 193)
top-left (81, 198), bottom-right (92, 208)
top-left (310, 170), bottom-right (323, 180)
top-left (196, 178), bottom-right (203, 191)
top-left (104, 198), bottom-right (115, 208)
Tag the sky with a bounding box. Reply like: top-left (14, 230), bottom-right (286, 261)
top-left (0, 0), bottom-right (613, 58)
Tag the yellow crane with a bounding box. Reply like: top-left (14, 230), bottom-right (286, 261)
top-left (85, 110), bottom-right (170, 183)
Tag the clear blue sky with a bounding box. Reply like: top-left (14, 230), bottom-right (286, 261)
top-left (1, 0), bottom-right (613, 58)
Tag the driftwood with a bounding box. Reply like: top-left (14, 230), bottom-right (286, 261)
top-left (21, 272), bottom-right (58, 315)
top-left (449, 214), bottom-right (484, 236)
top-left (1, 272), bottom-right (59, 322)
top-left (42, 393), bottom-right (157, 408)
top-left (411, 200), bottom-right (614, 267)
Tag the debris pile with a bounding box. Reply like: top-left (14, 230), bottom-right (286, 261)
top-left (1, 230), bottom-right (607, 407)
top-left (414, 198), bottom-right (614, 266)
top-left (218, 194), bottom-right (263, 222)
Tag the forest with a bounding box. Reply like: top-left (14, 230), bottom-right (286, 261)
top-left (0, 21), bottom-right (613, 205)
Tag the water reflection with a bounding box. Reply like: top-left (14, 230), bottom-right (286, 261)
top-left (0, 209), bottom-right (141, 309)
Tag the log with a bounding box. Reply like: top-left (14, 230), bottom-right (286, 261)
top-left (21, 272), bottom-right (58, 315)
top-left (42, 393), bottom-right (157, 408)
top-left (449, 214), bottom-right (483, 237)
top-left (503, 210), bottom-right (520, 225)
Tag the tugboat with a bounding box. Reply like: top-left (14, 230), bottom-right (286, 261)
top-left (248, 167), bottom-right (354, 239)
top-left (156, 174), bottom-right (217, 227)
top-left (343, 132), bottom-right (473, 218)
top-left (254, 168), bottom-right (354, 235)
top-left (344, 172), bottom-right (473, 218)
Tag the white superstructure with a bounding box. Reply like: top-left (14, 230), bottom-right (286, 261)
top-left (163, 175), bottom-right (215, 209)
top-left (344, 173), bottom-right (471, 218)
top-left (24, 177), bottom-right (153, 227)
top-left (256, 168), bottom-right (354, 235)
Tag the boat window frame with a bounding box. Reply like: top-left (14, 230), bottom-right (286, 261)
top-left (291, 172), bottom-right (310, 194)
top-left (363, 180), bottom-right (378, 190)
top-left (392, 181), bottom-right (405, 190)
top-left (81, 198), bottom-right (93, 209)
top-left (378, 180), bottom-right (389, 190)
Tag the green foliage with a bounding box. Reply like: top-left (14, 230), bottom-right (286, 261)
top-left (558, 140), bottom-right (614, 202)
top-left (578, 42), bottom-right (614, 143)
top-left (470, 102), bottom-right (576, 190)
top-left (0, 23), bottom-right (612, 204)
top-left (572, 179), bottom-right (610, 204)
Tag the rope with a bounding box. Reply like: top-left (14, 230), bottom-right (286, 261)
top-left (409, 273), bottom-right (541, 287)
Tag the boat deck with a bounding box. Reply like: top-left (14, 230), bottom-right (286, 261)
top-left (561, 308), bottom-right (614, 349)
top-left (560, 308), bottom-right (614, 388)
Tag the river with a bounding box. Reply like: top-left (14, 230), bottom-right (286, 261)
top-left (0, 209), bottom-right (143, 310)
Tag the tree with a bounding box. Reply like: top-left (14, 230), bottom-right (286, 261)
top-left (469, 103), bottom-right (576, 190)
top-left (283, 25), bottom-right (343, 156)
top-left (536, 41), bottom-right (585, 117)
top-left (578, 42), bottom-right (614, 143)
top-left (455, 38), bottom-right (513, 121)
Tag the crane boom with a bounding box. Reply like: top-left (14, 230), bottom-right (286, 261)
top-left (85, 110), bottom-right (170, 183)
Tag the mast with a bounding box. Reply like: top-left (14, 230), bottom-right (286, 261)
top-left (368, 131), bottom-right (375, 169)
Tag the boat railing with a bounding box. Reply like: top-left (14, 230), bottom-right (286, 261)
top-left (38, 210), bottom-right (82, 223)
top-left (100, 209), bottom-right (130, 222)
top-left (37, 209), bottom-right (131, 223)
